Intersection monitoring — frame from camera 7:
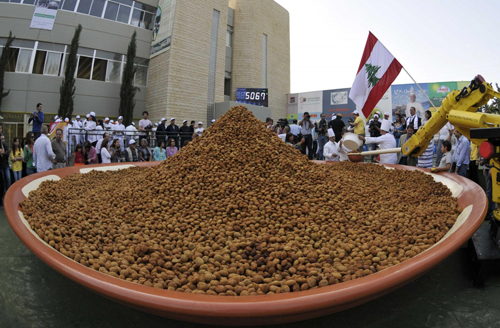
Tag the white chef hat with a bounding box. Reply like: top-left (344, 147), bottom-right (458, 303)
top-left (183, 120), bottom-right (187, 123)
top-left (64, 117), bottom-right (69, 122)
top-left (328, 128), bottom-right (335, 138)
top-left (131, 122), bottom-right (135, 126)
top-left (381, 119), bottom-right (391, 132)
top-left (384, 112), bottom-right (389, 116)
top-left (118, 116), bottom-right (123, 120)
top-left (90, 111), bottom-right (96, 117)
top-left (129, 139), bottom-right (136, 145)
top-left (154, 123), bottom-right (158, 126)
top-left (161, 117), bottom-right (166, 121)
top-left (198, 121), bottom-right (203, 125)
top-left (353, 110), bottom-right (359, 115)
top-left (170, 117), bottom-right (175, 121)
top-left (374, 114), bottom-right (379, 119)
top-left (104, 117), bottom-right (109, 121)
top-left (76, 115), bottom-right (81, 119)
top-left (212, 119), bottom-right (216, 123)
top-left (410, 86), bottom-right (415, 95)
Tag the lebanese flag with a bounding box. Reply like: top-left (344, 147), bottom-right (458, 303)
top-left (349, 32), bottom-right (402, 117)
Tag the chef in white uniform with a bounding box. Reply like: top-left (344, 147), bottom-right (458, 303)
top-left (112, 116), bottom-right (126, 151)
top-left (323, 128), bottom-right (339, 162)
top-left (104, 117), bottom-right (111, 130)
top-left (358, 119), bottom-right (397, 164)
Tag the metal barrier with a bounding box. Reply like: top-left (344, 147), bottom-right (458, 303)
top-left (66, 128), bottom-right (194, 165)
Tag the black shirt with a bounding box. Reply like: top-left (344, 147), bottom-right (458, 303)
top-left (369, 120), bottom-right (382, 138)
top-left (165, 124), bottom-right (180, 138)
top-left (329, 118), bottom-right (346, 142)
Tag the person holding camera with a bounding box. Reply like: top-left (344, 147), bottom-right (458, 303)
top-left (138, 111), bottom-right (153, 146)
top-left (29, 103), bottom-right (44, 140)
top-left (299, 112), bottom-right (314, 160)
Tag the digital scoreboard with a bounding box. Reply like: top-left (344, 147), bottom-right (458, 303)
top-left (236, 88), bottom-right (268, 107)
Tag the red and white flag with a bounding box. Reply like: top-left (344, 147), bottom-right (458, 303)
top-left (349, 32), bottom-right (402, 117)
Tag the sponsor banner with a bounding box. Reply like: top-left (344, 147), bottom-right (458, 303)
top-left (49, 122), bottom-right (67, 140)
top-left (151, 0), bottom-right (176, 57)
top-left (287, 94), bottom-right (298, 122)
top-left (391, 83), bottom-right (429, 120)
top-left (298, 91), bottom-right (322, 119)
top-left (322, 88), bottom-right (356, 124)
top-left (428, 81), bottom-right (457, 110)
top-left (30, 0), bottom-right (61, 30)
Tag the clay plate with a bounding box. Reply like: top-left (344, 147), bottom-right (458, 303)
top-left (4, 162), bottom-right (487, 326)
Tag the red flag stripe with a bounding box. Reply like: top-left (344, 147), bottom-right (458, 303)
top-left (356, 32), bottom-right (379, 74)
top-left (361, 58), bottom-right (403, 117)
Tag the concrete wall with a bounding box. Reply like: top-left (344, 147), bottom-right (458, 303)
top-left (146, 0), bottom-right (229, 125)
top-left (0, 2), bottom-right (153, 117)
top-left (229, 0), bottom-right (290, 122)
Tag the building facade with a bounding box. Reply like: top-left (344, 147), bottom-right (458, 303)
top-left (0, 0), bottom-right (290, 141)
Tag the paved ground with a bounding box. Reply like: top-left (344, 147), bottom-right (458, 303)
top-left (2, 210), bottom-right (500, 328)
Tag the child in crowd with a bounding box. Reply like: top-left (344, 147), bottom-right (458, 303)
top-left (431, 140), bottom-right (452, 173)
top-left (74, 144), bottom-right (84, 166)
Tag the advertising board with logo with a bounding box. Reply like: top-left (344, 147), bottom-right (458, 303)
top-left (322, 88), bottom-right (356, 124)
top-left (428, 82), bottom-right (457, 109)
top-left (297, 91), bottom-right (323, 121)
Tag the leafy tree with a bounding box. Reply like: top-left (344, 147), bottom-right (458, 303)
top-left (481, 83), bottom-right (500, 115)
top-left (59, 24), bottom-right (82, 118)
top-left (0, 31), bottom-right (15, 116)
top-left (119, 31), bottom-right (140, 126)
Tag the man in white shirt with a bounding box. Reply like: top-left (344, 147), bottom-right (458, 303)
top-left (359, 119), bottom-right (397, 164)
top-left (125, 122), bottom-right (138, 146)
top-left (405, 107), bottom-right (422, 131)
top-left (112, 116), bottom-right (126, 151)
top-left (195, 122), bottom-right (204, 136)
top-left (289, 119), bottom-right (301, 136)
top-left (323, 128), bottom-right (339, 161)
top-left (435, 122), bottom-right (454, 167)
top-left (138, 111), bottom-right (153, 144)
top-left (33, 126), bottom-right (56, 172)
top-left (383, 112), bottom-right (394, 134)
top-left (104, 117), bottom-right (112, 130)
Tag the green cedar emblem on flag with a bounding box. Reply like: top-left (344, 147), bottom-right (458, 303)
top-left (365, 63), bottom-right (381, 88)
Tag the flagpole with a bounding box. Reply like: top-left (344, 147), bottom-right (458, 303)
top-left (402, 67), bottom-right (438, 111)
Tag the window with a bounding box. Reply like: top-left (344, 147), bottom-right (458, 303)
top-left (23, 0), bottom-right (36, 4)
top-left (106, 60), bottom-right (121, 82)
top-left (16, 49), bottom-right (33, 73)
top-left (6, 48), bottom-right (20, 72)
top-left (62, 0), bottom-right (77, 11)
top-left (32, 51), bottom-right (47, 74)
top-left (92, 58), bottom-right (107, 81)
top-left (104, 1), bottom-right (119, 20)
top-left (117, 5), bottom-right (131, 23)
top-left (134, 65), bottom-right (148, 86)
top-left (77, 0), bottom-right (92, 14)
top-left (44, 52), bottom-right (62, 75)
top-left (89, 0), bottom-right (105, 17)
top-left (77, 56), bottom-right (92, 79)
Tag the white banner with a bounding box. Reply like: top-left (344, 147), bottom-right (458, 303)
top-left (30, 0), bottom-right (60, 31)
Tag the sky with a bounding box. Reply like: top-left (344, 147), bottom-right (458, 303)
top-left (274, 0), bottom-right (500, 93)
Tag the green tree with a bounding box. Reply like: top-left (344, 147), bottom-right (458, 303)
top-left (365, 63), bottom-right (381, 88)
top-left (0, 31), bottom-right (15, 116)
top-left (59, 24), bottom-right (82, 119)
top-left (119, 31), bottom-right (140, 126)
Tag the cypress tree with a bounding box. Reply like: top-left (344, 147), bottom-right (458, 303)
top-left (119, 31), bottom-right (140, 127)
top-left (0, 31), bottom-right (15, 116)
top-left (59, 24), bottom-right (82, 118)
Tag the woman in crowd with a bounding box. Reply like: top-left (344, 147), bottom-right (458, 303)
top-left (83, 141), bottom-right (98, 165)
top-left (422, 110), bottom-right (432, 125)
top-left (110, 139), bottom-right (122, 163)
top-left (73, 144), bottom-right (85, 166)
top-left (393, 113), bottom-right (406, 148)
top-left (10, 137), bottom-right (23, 182)
top-left (138, 138), bottom-right (152, 162)
top-left (166, 138), bottom-right (178, 158)
top-left (285, 133), bottom-right (304, 150)
top-left (23, 132), bottom-right (35, 175)
top-left (100, 139), bottom-right (111, 164)
top-left (153, 140), bottom-right (166, 161)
